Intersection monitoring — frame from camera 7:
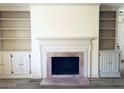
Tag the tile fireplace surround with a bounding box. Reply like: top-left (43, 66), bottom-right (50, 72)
top-left (38, 38), bottom-right (94, 86)
top-left (47, 52), bottom-right (84, 78)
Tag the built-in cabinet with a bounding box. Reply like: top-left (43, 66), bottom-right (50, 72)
top-left (0, 11), bottom-right (31, 51)
top-left (99, 11), bottom-right (116, 50)
top-left (0, 10), bottom-right (31, 78)
top-left (99, 51), bottom-right (120, 77)
top-left (0, 53), bottom-right (12, 75)
top-left (99, 9), bottom-right (121, 77)
top-left (12, 52), bottom-right (31, 74)
top-left (0, 52), bottom-right (31, 78)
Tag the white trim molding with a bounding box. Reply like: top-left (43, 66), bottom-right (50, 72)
top-left (38, 38), bottom-right (93, 78)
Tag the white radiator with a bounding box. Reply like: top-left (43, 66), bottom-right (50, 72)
top-left (99, 51), bottom-right (120, 77)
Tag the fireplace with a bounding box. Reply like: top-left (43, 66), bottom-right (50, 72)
top-left (39, 38), bottom-right (91, 85)
top-left (52, 57), bottom-right (79, 75)
top-left (47, 52), bottom-right (84, 78)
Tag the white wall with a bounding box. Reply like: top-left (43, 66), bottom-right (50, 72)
top-left (30, 4), bottom-right (99, 78)
top-left (31, 5), bottom-right (99, 38)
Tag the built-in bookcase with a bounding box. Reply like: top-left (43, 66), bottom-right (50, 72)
top-left (0, 11), bottom-right (31, 51)
top-left (99, 11), bottom-right (116, 50)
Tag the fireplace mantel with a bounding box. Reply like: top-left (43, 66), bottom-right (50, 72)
top-left (37, 37), bottom-right (97, 41)
top-left (37, 36), bottom-right (94, 78)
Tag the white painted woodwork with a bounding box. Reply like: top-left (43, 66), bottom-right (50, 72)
top-left (99, 51), bottom-right (120, 77)
top-left (12, 53), bottom-right (21, 74)
top-left (38, 38), bottom-right (92, 78)
top-left (2, 53), bottom-right (12, 74)
top-left (118, 10), bottom-right (124, 60)
top-left (12, 52), bottom-right (31, 75)
top-left (20, 53), bottom-right (30, 74)
top-left (0, 54), bottom-right (2, 74)
top-left (0, 5), bottom-right (31, 78)
top-left (0, 52), bottom-right (31, 78)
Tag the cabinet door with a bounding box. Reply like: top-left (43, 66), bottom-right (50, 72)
top-left (0, 54), bottom-right (3, 74)
top-left (100, 54), bottom-right (110, 73)
top-left (100, 52), bottom-right (120, 73)
top-left (20, 53), bottom-right (30, 74)
top-left (12, 53), bottom-right (21, 74)
top-left (111, 53), bottom-right (119, 72)
top-left (2, 53), bottom-right (12, 74)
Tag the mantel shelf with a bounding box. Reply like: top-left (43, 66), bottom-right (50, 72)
top-left (37, 37), bottom-right (97, 40)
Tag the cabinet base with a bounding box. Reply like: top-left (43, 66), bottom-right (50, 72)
top-left (100, 72), bottom-right (121, 78)
top-left (0, 74), bottom-right (31, 78)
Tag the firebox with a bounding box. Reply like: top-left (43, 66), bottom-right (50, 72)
top-left (47, 52), bottom-right (84, 78)
top-left (52, 57), bottom-right (79, 75)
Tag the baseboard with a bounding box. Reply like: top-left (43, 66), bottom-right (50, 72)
top-left (31, 75), bottom-right (42, 78)
top-left (0, 74), bottom-right (31, 78)
top-left (100, 72), bottom-right (121, 78)
top-left (91, 74), bottom-right (99, 78)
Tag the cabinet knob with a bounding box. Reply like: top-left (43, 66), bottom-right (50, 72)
top-left (11, 55), bottom-right (13, 58)
top-left (29, 54), bottom-right (31, 58)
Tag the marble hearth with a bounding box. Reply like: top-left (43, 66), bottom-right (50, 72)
top-left (40, 78), bottom-right (89, 86)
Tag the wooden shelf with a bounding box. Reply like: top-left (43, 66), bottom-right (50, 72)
top-left (0, 28), bottom-right (31, 30)
top-left (99, 11), bottom-right (116, 50)
top-left (0, 38), bottom-right (31, 40)
top-left (100, 18), bottom-right (116, 20)
top-left (100, 37), bottom-right (115, 39)
top-left (0, 11), bottom-right (31, 51)
top-left (0, 18), bottom-right (30, 21)
top-left (99, 28), bottom-right (116, 30)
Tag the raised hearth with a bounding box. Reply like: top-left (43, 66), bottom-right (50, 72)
top-left (40, 78), bottom-right (89, 86)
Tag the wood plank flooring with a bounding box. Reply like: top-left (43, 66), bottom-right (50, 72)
top-left (0, 78), bottom-right (124, 89)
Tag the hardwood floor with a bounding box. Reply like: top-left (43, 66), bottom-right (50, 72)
top-left (0, 78), bottom-right (124, 89)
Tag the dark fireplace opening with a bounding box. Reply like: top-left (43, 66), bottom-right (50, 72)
top-left (52, 57), bottom-right (79, 75)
